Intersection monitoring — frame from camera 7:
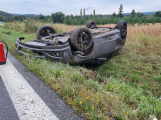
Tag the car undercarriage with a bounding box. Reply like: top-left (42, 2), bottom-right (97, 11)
top-left (15, 20), bottom-right (127, 64)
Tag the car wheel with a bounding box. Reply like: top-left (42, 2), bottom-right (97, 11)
top-left (36, 25), bottom-right (56, 39)
top-left (70, 27), bottom-right (93, 51)
top-left (117, 20), bottom-right (127, 39)
top-left (86, 20), bottom-right (96, 29)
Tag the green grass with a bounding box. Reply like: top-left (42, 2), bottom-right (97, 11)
top-left (0, 24), bottom-right (161, 120)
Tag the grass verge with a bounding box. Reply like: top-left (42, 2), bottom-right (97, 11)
top-left (0, 23), bottom-right (161, 120)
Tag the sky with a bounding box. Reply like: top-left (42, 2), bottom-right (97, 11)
top-left (0, 0), bottom-right (161, 15)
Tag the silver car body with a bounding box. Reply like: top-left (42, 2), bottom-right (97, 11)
top-left (16, 27), bottom-right (126, 64)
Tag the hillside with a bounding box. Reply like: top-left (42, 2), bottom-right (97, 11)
top-left (0, 10), bottom-right (37, 18)
top-left (124, 12), bottom-right (156, 15)
top-left (12, 14), bottom-right (37, 17)
top-left (0, 10), bottom-right (12, 17)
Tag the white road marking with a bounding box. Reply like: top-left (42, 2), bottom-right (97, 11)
top-left (0, 59), bottom-right (59, 120)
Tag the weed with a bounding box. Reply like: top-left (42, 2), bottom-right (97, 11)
top-left (156, 75), bottom-right (161, 83)
top-left (88, 80), bottom-right (99, 92)
top-left (141, 83), bottom-right (149, 91)
top-left (54, 69), bottom-right (62, 77)
top-left (130, 73), bottom-right (139, 83)
top-left (70, 72), bottom-right (85, 83)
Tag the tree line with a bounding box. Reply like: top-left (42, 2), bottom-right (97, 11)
top-left (1, 4), bottom-right (161, 25)
top-left (63, 5), bottom-right (161, 25)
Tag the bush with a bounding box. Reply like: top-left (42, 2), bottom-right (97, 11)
top-left (144, 21), bottom-right (149, 26)
top-left (24, 18), bottom-right (42, 33)
top-left (3, 21), bottom-right (24, 32)
top-left (152, 21), bottom-right (155, 25)
top-left (130, 21), bottom-right (135, 26)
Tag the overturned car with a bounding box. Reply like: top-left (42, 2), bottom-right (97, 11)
top-left (15, 20), bottom-right (127, 64)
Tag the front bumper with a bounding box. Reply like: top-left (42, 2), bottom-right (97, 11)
top-left (16, 37), bottom-right (73, 63)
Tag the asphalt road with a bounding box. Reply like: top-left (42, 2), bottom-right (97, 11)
top-left (0, 49), bottom-right (84, 120)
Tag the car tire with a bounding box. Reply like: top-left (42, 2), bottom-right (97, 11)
top-left (86, 20), bottom-right (96, 28)
top-left (117, 20), bottom-right (127, 39)
top-left (36, 25), bottom-right (56, 39)
top-left (70, 27), bottom-right (93, 51)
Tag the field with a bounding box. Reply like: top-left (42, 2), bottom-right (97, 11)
top-left (0, 21), bottom-right (161, 120)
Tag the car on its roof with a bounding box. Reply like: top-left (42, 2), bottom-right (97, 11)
top-left (15, 20), bottom-right (127, 64)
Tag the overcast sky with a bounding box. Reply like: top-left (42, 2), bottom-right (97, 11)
top-left (0, 0), bottom-right (161, 15)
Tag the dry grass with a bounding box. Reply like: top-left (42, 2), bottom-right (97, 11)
top-left (126, 23), bottom-right (161, 57)
top-left (127, 23), bottom-right (161, 36)
top-left (52, 24), bottom-right (117, 32)
top-left (52, 24), bottom-right (84, 32)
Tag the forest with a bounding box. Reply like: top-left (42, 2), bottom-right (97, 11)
top-left (1, 4), bottom-right (161, 25)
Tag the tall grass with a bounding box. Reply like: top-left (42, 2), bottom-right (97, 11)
top-left (3, 19), bottom-right (43, 34)
top-left (126, 23), bottom-right (161, 56)
top-left (3, 21), bottom-right (24, 32)
top-left (3, 19), bottom-right (64, 34)
top-left (24, 18), bottom-right (43, 33)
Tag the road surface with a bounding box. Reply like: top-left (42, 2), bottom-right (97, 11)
top-left (0, 50), bottom-right (84, 120)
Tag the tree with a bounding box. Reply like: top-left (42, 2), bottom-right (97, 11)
top-left (80, 9), bottom-right (82, 17)
top-left (71, 14), bottom-right (74, 19)
top-left (93, 9), bottom-right (96, 19)
top-left (63, 15), bottom-right (71, 25)
top-left (90, 13), bottom-right (93, 19)
top-left (75, 14), bottom-right (78, 20)
top-left (131, 9), bottom-right (136, 17)
top-left (83, 9), bottom-right (85, 17)
top-left (133, 15), bottom-right (139, 23)
top-left (100, 14), bottom-right (102, 19)
top-left (51, 12), bottom-right (65, 23)
top-left (36, 14), bottom-right (45, 20)
top-left (155, 11), bottom-right (161, 17)
top-left (111, 12), bottom-right (117, 18)
top-left (118, 4), bottom-right (124, 18)
top-left (102, 17), bottom-right (108, 24)
top-left (44, 15), bottom-right (52, 22)
top-left (0, 15), bottom-right (4, 21)
top-left (137, 12), bottom-right (143, 17)
top-left (138, 19), bottom-right (143, 25)
top-left (95, 17), bottom-right (102, 24)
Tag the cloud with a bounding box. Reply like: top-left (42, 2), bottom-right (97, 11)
top-left (0, 0), bottom-right (161, 15)
top-left (42, 0), bottom-right (49, 1)
top-left (86, 7), bottom-right (93, 11)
